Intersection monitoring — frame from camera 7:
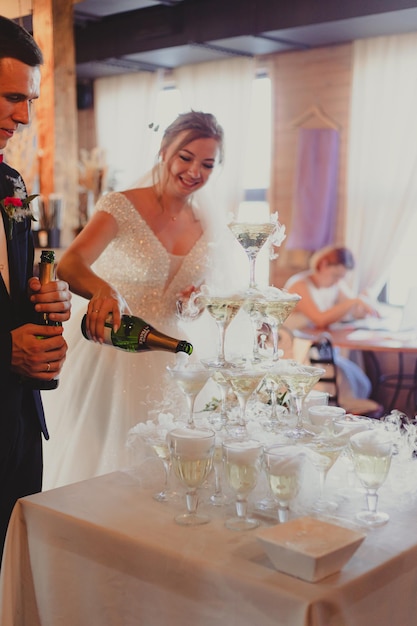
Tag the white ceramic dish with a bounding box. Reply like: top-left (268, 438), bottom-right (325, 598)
top-left (256, 516), bottom-right (366, 582)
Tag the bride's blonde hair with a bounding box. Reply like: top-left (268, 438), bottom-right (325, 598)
top-left (152, 111), bottom-right (224, 192)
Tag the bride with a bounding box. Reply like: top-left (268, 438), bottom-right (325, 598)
top-left (42, 111), bottom-right (248, 489)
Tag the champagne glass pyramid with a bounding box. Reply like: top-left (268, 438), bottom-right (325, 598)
top-left (229, 220), bottom-right (277, 291)
top-left (167, 363), bottom-right (211, 428)
top-left (280, 363), bottom-right (326, 440)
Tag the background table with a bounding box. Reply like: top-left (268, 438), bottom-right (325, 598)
top-left (294, 325), bottom-right (417, 415)
top-left (1, 467), bottom-right (417, 626)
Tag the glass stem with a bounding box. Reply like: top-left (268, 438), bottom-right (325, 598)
top-left (270, 323), bottom-right (280, 361)
top-left (248, 256), bottom-right (257, 290)
top-left (278, 503), bottom-right (289, 523)
top-left (237, 396), bottom-right (248, 428)
top-left (186, 396), bottom-right (196, 428)
top-left (318, 470), bottom-right (327, 500)
top-left (294, 396), bottom-right (304, 430)
top-left (366, 489), bottom-right (378, 514)
top-left (213, 464), bottom-right (222, 496)
top-left (216, 321), bottom-right (226, 364)
top-left (251, 318), bottom-right (260, 361)
top-left (185, 489), bottom-right (198, 515)
top-left (235, 495), bottom-right (248, 519)
top-left (270, 383), bottom-right (278, 420)
top-left (219, 385), bottom-right (228, 422)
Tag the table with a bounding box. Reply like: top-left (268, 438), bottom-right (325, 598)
top-left (294, 325), bottom-right (417, 414)
top-left (1, 468), bottom-right (417, 626)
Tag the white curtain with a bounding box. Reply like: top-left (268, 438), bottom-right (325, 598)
top-left (94, 72), bottom-right (161, 191)
top-left (346, 33), bottom-right (417, 297)
top-left (174, 57), bottom-right (255, 222)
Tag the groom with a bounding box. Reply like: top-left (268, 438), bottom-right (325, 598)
top-left (0, 16), bottom-right (71, 562)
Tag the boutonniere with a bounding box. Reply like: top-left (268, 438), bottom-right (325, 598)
top-left (0, 193), bottom-right (38, 239)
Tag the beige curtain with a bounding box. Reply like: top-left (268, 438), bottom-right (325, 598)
top-left (94, 72), bottom-right (161, 191)
top-left (174, 57), bottom-right (255, 222)
top-left (346, 33), bottom-right (417, 297)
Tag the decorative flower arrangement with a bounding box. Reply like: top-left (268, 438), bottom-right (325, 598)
top-left (269, 211), bottom-right (287, 260)
top-left (0, 193), bottom-right (38, 239)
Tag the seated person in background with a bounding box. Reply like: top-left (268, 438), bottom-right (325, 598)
top-left (284, 245), bottom-right (379, 329)
top-left (284, 245), bottom-right (379, 400)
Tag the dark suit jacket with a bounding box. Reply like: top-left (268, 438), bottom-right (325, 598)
top-left (0, 161), bottom-right (48, 480)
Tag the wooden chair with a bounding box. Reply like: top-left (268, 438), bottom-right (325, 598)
top-left (308, 333), bottom-right (385, 419)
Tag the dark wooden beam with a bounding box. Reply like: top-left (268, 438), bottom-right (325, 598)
top-left (75, 0), bottom-right (417, 64)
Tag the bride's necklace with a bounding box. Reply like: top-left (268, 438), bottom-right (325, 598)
top-left (153, 186), bottom-right (192, 222)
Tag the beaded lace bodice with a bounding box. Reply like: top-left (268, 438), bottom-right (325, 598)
top-left (93, 192), bottom-right (209, 332)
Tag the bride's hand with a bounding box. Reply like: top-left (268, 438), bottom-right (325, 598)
top-left (87, 287), bottom-right (130, 342)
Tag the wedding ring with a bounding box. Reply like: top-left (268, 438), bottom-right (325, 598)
top-left (93, 309), bottom-right (99, 313)
top-left (46, 363), bottom-right (51, 372)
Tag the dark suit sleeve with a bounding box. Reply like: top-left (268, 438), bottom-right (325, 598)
top-left (0, 331), bottom-right (12, 376)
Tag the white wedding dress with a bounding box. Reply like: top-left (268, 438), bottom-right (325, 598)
top-left (42, 192), bottom-right (249, 490)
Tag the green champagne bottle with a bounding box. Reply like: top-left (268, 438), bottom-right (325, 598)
top-left (81, 313), bottom-right (193, 355)
top-left (28, 250), bottom-right (61, 390)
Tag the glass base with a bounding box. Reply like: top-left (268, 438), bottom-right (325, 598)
top-left (311, 498), bottom-right (338, 514)
top-left (210, 492), bottom-right (229, 506)
top-left (255, 496), bottom-right (277, 512)
top-left (201, 357), bottom-right (242, 369)
top-left (225, 516), bottom-right (260, 531)
top-left (285, 426), bottom-right (314, 441)
top-left (175, 512), bottom-right (211, 526)
top-left (356, 510), bottom-right (389, 527)
top-left (153, 489), bottom-right (178, 503)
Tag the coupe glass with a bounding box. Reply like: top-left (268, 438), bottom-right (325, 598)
top-left (349, 429), bottom-right (393, 527)
top-left (261, 290), bottom-right (301, 361)
top-left (304, 436), bottom-right (346, 513)
top-left (199, 293), bottom-right (244, 368)
top-left (209, 368), bottom-right (231, 426)
top-left (169, 427), bottom-right (215, 525)
top-left (264, 444), bottom-right (305, 523)
top-left (262, 359), bottom-right (294, 431)
top-left (166, 363), bottom-right (211, 428)
top-left (222, 364), bottom-right (266, 436)
top-left (280, 363), bottom-right (326, 440)
top-left (242, 293), bottom-right (268, 363)
top-left (223, 439), bottom-right (263, 530)
top-left (228, 221), bottom-right (277, 290)
top-left (145, 432), bottom-right (174, 502)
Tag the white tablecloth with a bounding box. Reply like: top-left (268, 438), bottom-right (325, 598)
top-left (1, 465), bottom-right (417, 626)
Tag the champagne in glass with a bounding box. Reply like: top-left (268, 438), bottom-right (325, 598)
top-left (264, 444), bottom-right (305, 523)
top-left (169, 427), bottom-right (215, 525)
top-left (200, 294), bottom-right (244, 368)
top-left (223, 439), bottom-right (263, 530)
top-left (222, 364), bottom-right (266, 436)
top-left (350, 429), bottom-right (393, 527)
top-left (280, 363), bottom-right (325, 440)
top-left (229, 222), bottom-right (276, 290)
top-left (145, 435), bottom-right (173, 502)
top-left (260, 290), bottom-right (301, 361)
